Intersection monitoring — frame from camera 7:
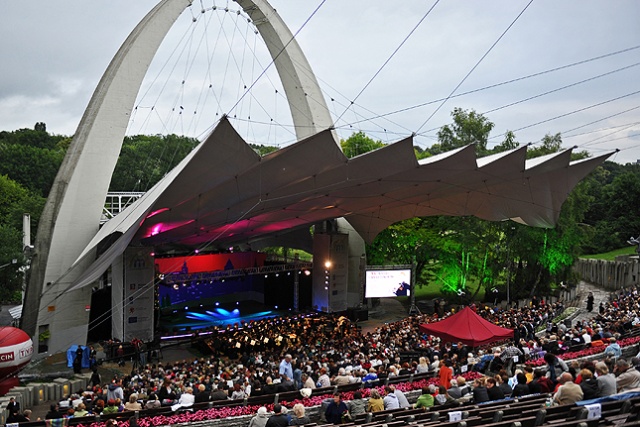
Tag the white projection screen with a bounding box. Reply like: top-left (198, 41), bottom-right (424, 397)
top-left (365, 268), bottom-right (411, 298)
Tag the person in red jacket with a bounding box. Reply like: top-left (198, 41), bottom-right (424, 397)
top-left (439, 359), bottom-right (453, 389)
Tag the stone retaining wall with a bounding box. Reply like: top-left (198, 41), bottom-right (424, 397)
top-left (573, 257), bottom-right (640, 291)
top-left (0, 373), bottom-right (91, 425)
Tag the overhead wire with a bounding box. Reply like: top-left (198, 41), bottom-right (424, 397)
top-left (334, 0), bottom-right (441, 126)
top-left (415, 0), bottom-right (535, 134)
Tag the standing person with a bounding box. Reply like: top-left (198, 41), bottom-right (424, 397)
top-left (325, 393), bottom-right (349, 425)
top-left (116, 345), bottom-right (125, 367)
top-left (279, 354), bottom-right (294, 382)
top-left (6, 397), bottom-right (20, 416)
top-left (74, 345), bottom-right (84, 374)
top-left (438, 360), bottom-right (453, 389)
top-left (586, 292), bottom-right (595, 312)
top-left (106, 379), bottom-right (124, 402)
top-left (90, 366), bottom-right (101, 388)
top-left (89, 346), bottom-right (97, 369)
top-left (544, 353), bottom-right (568, 386)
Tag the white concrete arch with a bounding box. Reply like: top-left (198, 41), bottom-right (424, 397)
top-left (22, 0), bottom-right (334, 353)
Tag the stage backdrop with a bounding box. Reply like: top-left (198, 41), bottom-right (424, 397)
top-left (155, 252), bottom-right (267, 274)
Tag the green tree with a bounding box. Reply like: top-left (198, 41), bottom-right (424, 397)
top-left (109, 134), bottom-right (199, 191)
top-left (432, 108), bottom-right (495, 155)
top-left (340, 131), bottom-right (385, 158)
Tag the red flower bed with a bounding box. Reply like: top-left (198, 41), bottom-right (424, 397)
top-left (526, 335), bottom-right (640, 367)
top-left (76, 372), bottom-right (484, 427)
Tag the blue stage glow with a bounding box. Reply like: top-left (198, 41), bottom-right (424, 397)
top-left (183, 309), bottom-right (275, 330)
top-left (216, 308), bottom-right (232, 317)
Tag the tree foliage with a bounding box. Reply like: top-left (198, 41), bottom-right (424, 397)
top-left (340, 131), bottom-right (385, 158)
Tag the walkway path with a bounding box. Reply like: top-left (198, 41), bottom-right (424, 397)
top-left (568, 280), bottom-right (613, 326)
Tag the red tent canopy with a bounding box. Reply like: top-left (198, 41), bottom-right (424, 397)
top-left (419, 306), bottom-right (514, 347)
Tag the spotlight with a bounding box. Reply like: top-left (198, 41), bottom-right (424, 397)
top-left (194, 249), bottom-right (199, 254)
top-left (304, 270), bottom-right (311, 276)
top-left (215, 302), bottom-right (220, 306)
top-left (173, 284), bottom-right (179, 290)
top-left (275, 305), bottom-right (278, 309)
top-left (236, 301), bottom-right (239, 305)
top-left (324, 261), bottom-right (332, 268)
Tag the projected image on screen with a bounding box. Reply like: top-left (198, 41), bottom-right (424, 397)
top-left (365, 269), bottom-right (411, 298)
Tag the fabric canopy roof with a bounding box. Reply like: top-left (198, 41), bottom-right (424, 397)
top-left (419, 307), bottom-right (514, 347)
top-left (62, 117), bottom-right (613, 291)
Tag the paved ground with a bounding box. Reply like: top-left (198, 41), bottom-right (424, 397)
top-left (567, 280), bottom-right (613, 326)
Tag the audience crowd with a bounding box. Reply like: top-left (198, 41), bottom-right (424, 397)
top-left (8, 286), bottom-right (640, 426)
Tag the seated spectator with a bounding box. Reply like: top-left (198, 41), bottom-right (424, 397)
top-left (74, 403), bottom-right (89, 417)
top-left (414, 386), bottom-right (435, 409)
top-left (416, 357), bottom-right (431, 373)
top-left (578, 369), bottom-right (598, 400)
top-left (511, 373), bottom-right (530, 398)
top-left (248, 406), bottom-right (269, 427)
top-left (124, 394), bottom-right (142, 411)
top-left (529, 369), bottom-right (554, 394)
top-left (367, 389), bottom-right (384, 412)
top-left (102, 399), bottom-right (119, 415)
top-left (145, 393), bottom-right (161, 409)
top-left (266, 404), bottom-right (288, 427)
top-left (348, 391), bottom-right (367, 416)
top-left (552, 373), bottom-right (583, 406)
top-left (363, 368), bottom-right (378, 383)
top-left (448, 379), bottom-right (462, 399)
top-left (472, 377), bottom-right (490, 403)
top-left (486, 377), bottom-right (505, 401)
top-left (325, 393), bottom-right (349, 425)
top-left (301, 373), bottom-right (316, 389)
top-left (615, 359), bottom-right (640, 392)
top-left (595, 362), bottom-right (616, 397)
top-left (195, 384), bottom-right (210, 403)
top-left (434, 385), bottom-right (455, 406)
top-left (382, 385), bottom-right (400, 410)
top-left (290, 403), bottom-right (311, 426)
top-left (604, 338), bottom-right (622, 358)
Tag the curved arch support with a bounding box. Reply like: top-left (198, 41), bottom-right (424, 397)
top-left (23, 0), bottom-right (335, 353)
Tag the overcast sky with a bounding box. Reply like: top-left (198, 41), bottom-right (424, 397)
top-left (2, 0), bottom-right (640, 163)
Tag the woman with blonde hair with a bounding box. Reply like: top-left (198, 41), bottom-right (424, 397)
top-left (124, 394), bottom-right (142, 411)
top-left (367, 389), bottom-right (384, 412)
top-left (290, 403), bottom-right (311, 425)
top-left (416, 357), bottom-right (430, 374)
